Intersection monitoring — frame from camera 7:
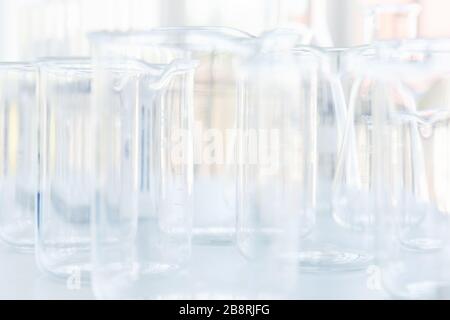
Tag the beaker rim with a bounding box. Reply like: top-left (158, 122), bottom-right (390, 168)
top-left (37, 57), bottom-right (92, 73)
top-left (88, 26), bottom-right (255, 48)
top-left (36, 56), bottom-right (197, 78)
top-left (346, 38), bottom-right (450, 78)
top-left (0, 62), bottom-right (35, 71)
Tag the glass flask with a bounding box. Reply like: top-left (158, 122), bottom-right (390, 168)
top-left (36, 59), bottom-right (93, 281)
top-left (362, 40), bottom-right (450, 299)
top-left (0, 63), bottom-right (37, 250)
top-left (90, 32), bottom-right (196, 299)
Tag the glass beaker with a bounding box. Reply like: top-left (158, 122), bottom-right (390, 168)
top-left (106, 27), bottom-right (253, 245)
top-left (321, 2), bottom-right (422, 207)
top-left (236, 48), bottom-right (317, 266)
top-left (364, 40), bottom-right (450, 299)
top-left (315, 47), bottom-right (353, 214)
top-left (237, 45), bottom-right (377, 274)
top-left (323, 3), bottom-right (423, 273)
top-left (295, 46), bottom-right (375, 272)
top-left (36, 59), bottom-right (93, 281)
top-left (0, 63), bottom-right (37, 250)
top-left (129, 26), bottom-right (312, 245)
top-left (89, 32), bottom-right (196, 299)
top-left (90, 28), bottom-right (271, 246)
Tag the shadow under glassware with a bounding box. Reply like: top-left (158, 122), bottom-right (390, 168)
top-left (356, 39), bottom-right (450, 299)
top-left (0, 63), bottom-right (37, 251)
top-left (36, 58), bottom-right (93, 282)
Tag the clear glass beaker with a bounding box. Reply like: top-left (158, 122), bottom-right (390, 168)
top-left (236, 49), bottom-right (316, 265)
top-left (320, 3), bottom-right (423, 274)
top-left (128, 26), bottom-right (312, 245)
top-left (362, 40), bottom-right (450, 299)
top-left (316, 47), bottom-right (352, 214)
top-left (331, 46), bottom-right (377, 233)
top-left (36, 59), bottom-right (93, 281)
top-left (322, 4), bottom-right (422, 207)
top-left (90, 32), bottom-right (196, 299)
top-left (237, 46), bottom-right (376, 274)
top-left (0, 63), bottom-right (37, 250)
top-left (105, 27), bottom-right (253, 245)
top-left (297, 46), bottom-right (375, 272)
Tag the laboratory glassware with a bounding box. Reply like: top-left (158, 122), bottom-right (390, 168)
top-left (316, 47), bottom-right (353, 214)
top-left (297, 46), bottom-right (375, 272)
top-left (236, 48), bottom-right (318, 295)
top-left (120, 27), bottom-right (253, 245)
top-left (366, 40), bottom-right (450, 299)
top-left (90, 32), bottom-right (196, 299)
top-left (332, 1), bottom-right (421, 231)
top-left (36, 58), bottom-right (93, 281)
top-left (331, 45), bottom-right (378, 233)
top-left (324, 3), bottom-right (423, 272)
top-left (0, 63), bottom-right (37, 250)
top-left (128, 26), bottom-right (312, 245)
top-left (92, 27), bottom-right (242, 245)
top-left (237, 45), bottom-right (378, 273)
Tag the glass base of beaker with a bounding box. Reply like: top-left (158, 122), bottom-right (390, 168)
top-left (400, 237), bottom-right (444, 251)
top-left (192, 228), bottom-right (234, 245)
top-left (382, 250), bottom-right (450, 299)
top-left (37, 246), bottom-right (91, 283)
top-left (39, 261), bottom-right (91, 284)
top-left (385, 280), bottom-right (450, 300)
top-left (0, 225), bottom-right (34, 252)
top-left (285, 249), bottom-right (373, 273)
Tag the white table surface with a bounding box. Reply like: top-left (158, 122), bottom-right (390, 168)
top-left (0, 240), bottom-right (388, 300)
top-left (0, 243), bottom-right (94, 300)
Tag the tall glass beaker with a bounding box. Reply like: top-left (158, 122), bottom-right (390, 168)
top-left (90, 32), bottom-right (196, 299)
top-left (36, 59), bottom-right (93, 281)
top-left (367, 40), bottom-right (450, 299)
top-left (0, 63), bottom-right (37, 250)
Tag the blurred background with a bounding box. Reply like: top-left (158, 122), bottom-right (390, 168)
top-left (0, 0), bottom-right (448, 60)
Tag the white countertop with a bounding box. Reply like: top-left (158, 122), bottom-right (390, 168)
top-left (0, 241), bottom-right (388, 300)
top-left (0, 243), bottom-right (94, 300)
